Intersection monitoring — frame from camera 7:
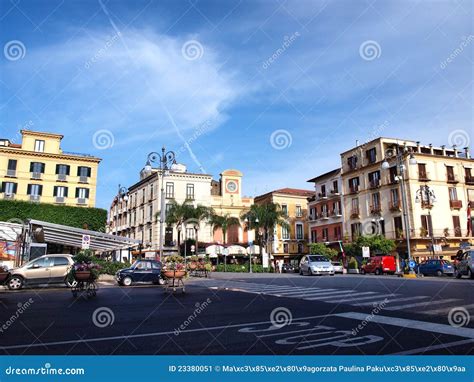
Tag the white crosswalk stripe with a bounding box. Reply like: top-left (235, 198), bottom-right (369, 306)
top-left (353, 295), bottom-right (429, 307)
top-left (328, 292), bottom-right (387, 304)
top-left (422, 303), bottom-right (474, 316)
top-left (271, 288), bottom-right (339, 296)
top-left (385, 298), bottom-right (461, 311)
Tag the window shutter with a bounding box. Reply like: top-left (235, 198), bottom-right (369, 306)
top-left (64, 187), bottom-right (68, 197)
top-left (87, 167), bottom-right (91, 177)
top-left (8, 160), bottom-right (17, 170)
top-left (13, 183), bottom-right (18, 194)
top-left (53, 186), bottom-right (58, 197)
top-left (77, 167), bottom-right (81, 176)
top-left (0, 182), bottom-right (3, 193)
top-left (85, 189), bottom-right (90, 199)
top-left (29, 162), bottom-right (34, 172)
top-left (55, 164), bottom-right (60, 174)
top-left (38, 185), bottom-right (43, 196)
top-left (27, 184), bottom-right (31, 195)
top-left (75, 188), bottom-right (79, 198)
top-left (41, 163), bottom-right (45, 173)
top-left (66, 165), bottom-right (70, 175)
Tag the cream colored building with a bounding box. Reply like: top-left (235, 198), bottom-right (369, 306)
top-left (254, 188), bottom-right (313, 264)
top-left (0, 130), bottom-right (101, 207)
top-left (341, 137), bottom-right (473, 260)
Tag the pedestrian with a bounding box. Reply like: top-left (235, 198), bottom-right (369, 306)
top-left (278, 260), bottom-right (283, 274)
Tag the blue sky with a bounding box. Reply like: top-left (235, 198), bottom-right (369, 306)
top-left (1, 0), bottom-right (472, 209)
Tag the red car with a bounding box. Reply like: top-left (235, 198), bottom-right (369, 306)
top-left (361, 256), bottom-right (396, 275)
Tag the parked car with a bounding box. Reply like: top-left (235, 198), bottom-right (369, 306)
top-left (331, 261), bottom-right (344, 274)
top-left (281, 263), bottom-right (296, 273)
top-left (116, 259), bottom-right (164, 286)
top-left (416, 259), bottom-right (454, 276)
top-left (361, 256), bottom-right (396, 275)
top-left (7, 254), bottom-right (75, 290)
top-left (299, 255), bottom-right (335, 276)
top-left (455, 250), bottom-right (474, 279)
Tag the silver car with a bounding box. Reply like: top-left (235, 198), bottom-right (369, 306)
top-left (331, 261), bottom-right (344, 274)
top-left (299, 255), bottom-right (335, 276)
top-left (455, 249), bottom-right (474, 279)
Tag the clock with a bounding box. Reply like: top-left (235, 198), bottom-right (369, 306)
top-left (226, 180), bottom-right (238, 193)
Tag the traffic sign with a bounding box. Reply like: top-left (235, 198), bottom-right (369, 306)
top-left (362, 246), bottom-right (370, 258)
top-left (81, 234), bottom-right (90, 250)
top-left (409, 260), bottom-right (416, 269)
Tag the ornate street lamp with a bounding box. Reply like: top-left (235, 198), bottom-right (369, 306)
top-left (144, 147), bottom-right (176, 262)
top-left (415, 185), bottom-right (437, 257)
top-left (115, 184), bottom-right (128, 236)
top-left (244, 216), bottom-right (259, 273)
top-left (381, 142), bottom-right (417, 274)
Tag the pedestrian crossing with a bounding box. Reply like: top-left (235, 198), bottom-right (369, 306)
top-left (199, 279), bottom-right (472, 317)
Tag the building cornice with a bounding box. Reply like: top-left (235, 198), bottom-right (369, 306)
top-left (0, 147), bottom-right (101, 163)
top-left (21, 129), bottom-right (64, 140)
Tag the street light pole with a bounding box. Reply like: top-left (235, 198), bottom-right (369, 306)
top-left (144, 147), bottom-right (176, 262)
top-left (245, 216), bottom-right (259, 273)
top-left (415, 185), bottom-right (437, 257)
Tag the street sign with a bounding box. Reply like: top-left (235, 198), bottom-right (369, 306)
top-left (409, 260), bottom-right (416, 269)
top-left (191, 245), bottom-right (195, 253)
top-left (262, 252), bottom-right (269, 268)
top-left (362, 246), bottom-right (370, 258)
top-left (433, 244), bottom-right (443, 254)
top-left (81, 234), bottom-right (90, 250)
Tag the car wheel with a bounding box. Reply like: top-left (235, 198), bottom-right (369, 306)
top-left (436, 270), bottom-right (443, 277)
top-left (375, 268), bottom-right (381, 276)
top-left (8, 276), bottom-right (23, 290)
top-left (454, 269), bottom-right (462, 279)
top-left (468, 268), bottom-right (473, 279)
top-left (122, 276), bottom-right (133, 286)
top-left (299, 269), bottom-right (303, 275)
top-left (307, 268), bottom-right (312, 276)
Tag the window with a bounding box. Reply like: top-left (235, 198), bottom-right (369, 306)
top-left (453, 216), bottom-right (461, 237)
top-left (418, 163), bottom-right (428, 180)
top-left (149, 228), bottom-right (153, 242)
top-left (281, 204), bottom-right (288, 214)
top-left (333, 201), bottom-right (341, 215)
top-left (7, 159), bottom-right (17, 176)
top-left (320, 185), bottom-right (326, 197)
top-left (348, 177), bottom-right (359, 192)
top-left (310, 207), bottom-right (316, 220)
top-left (448, 187), bottom-right (458, 201)
top-left (56, 164), bottom-right (70, 175)
top-left (298, 243), bottom-right (303, 253)
top-left (394, 216), bottom-right (403, 238)
top-left (53, 186), bottom-right (68, 197)
top-left (166, 182), bottom-right (174, 198)
top-left (283, 243), bottom-right (289, 253)
top-left (75, 188), bottom-right (89, 199)
top-left (311, 230), bottom-right (317, 243)
top-left (347, 155), bottom-right (358, 170)
top-left (165, 203), bottom-right (172, 214)
top-left (420, 215), bottom-right (433, 236)
top-left (366, 147), bottom-right (377, 163)
top-left (389, 166), bottom-right (398, 183)
top-left (77, 166), bottom-right (91, 178)
top-left (186, 183), bottom-right (195, 199)
top-left (332, 180), bottom-right (339, 193)
top-left (368, 170), bottom-right (381, 187)
top-left (149, 204), bottom-right (153, 220)
top-left (282, 226), bottom-right (290, 240)
top-left (334, 226), bottom-right (342, 240)
top-left (30, 162), bottom-right (45, 174)
top-left (186, 228), bottom-right (195, 239)
top-left (1, 182), bottom-right (17, 195)
top-left (34, 139), bottom-right (45, 152)
top-left (372, 192), bottom-right (381, 209)
top-left (351, 223), bottom-right (361, 240)
top-left (53, 257), bottom-right (69, 266)
top-left (321, 204), bottom-right (328, 216)
top-left (296, 224), bottom-right (304, 240)
top-left (27, 184), bottom-right (43, 196)
top-left (446, 166), bottom-right (456, 182)
top-left (390, 188), bottom-right (400, 205)
top-left (150, 184), bottom-right (154, 199)
top-left (351, 198), bottom-right (359, 215)
top-left (321, 228), bottom-right (328, 241)
top-left (296, 205), bottom-right (302, 217)
top-left (465, 168), bottom-right (473, 182)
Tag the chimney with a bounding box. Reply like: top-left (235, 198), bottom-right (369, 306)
top-left (356, 139), bottom-right (360, 147)
top-left (464, 146), bottom-right (471, 159)
top-left (441, 145), bottom-right (446, 156)
top-left (429, 143), bottom-right (434, 155)
top-left (416, 141), bottom-right (420, 153)
top-left (453, 145), bottom-right (459, 158)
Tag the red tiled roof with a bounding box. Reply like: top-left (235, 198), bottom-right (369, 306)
top-left (270, 188), bottom-right (314, 197)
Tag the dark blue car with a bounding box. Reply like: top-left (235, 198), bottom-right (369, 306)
top-left (416, 259), bottom-right (454, 277)
top-left (116, 260), bottom-right (164, 286)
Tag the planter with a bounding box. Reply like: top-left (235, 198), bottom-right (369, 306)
top-left (347, 269), bottom-right (360, 274)
top-left (74, 270), bottom-right (92, 281)
top-left (163, 270), bottom-right (186, 279)
top-left (0, 272), bottom-right (10, 282)
top-left (188, 263), bottom-right (197, 270)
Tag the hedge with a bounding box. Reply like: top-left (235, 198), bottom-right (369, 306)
top-left (0, 199), bottom-right (107, 232)
top-left (214, 264), bottom-right (274, 273)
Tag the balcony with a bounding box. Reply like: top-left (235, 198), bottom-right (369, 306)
top-left (79, 176), bottom-right (89, 184)
top-left (331, 209), bottom-right (342, 217)
top-left (389, 200), bottom-right (401, 212)
top-left (3, 193), bottom-right (15, 200)
top-left (31, 172), bottom-right (42, 180)
top-left (348, 185), bottom-right (359, 194)
top-left (29, 194), bottom-right (40, 202)
top-left (369, 179), bottom-right (381, 189)
top-left (330, 189), bottom-right (340, 196)
top-left (77, 198), bottom-right (88, 205)
top-left (465, 176), bottom-right (474, 185)
top-left (6, 169), bottom-right (16, 177)
top-left (319, 212), bottom-right (329, 220)
top-left (421, 200), bottom-right (434, 209)
top-left (57, 174), bottom-right (67, 182)
top-left (447, 175), bottom-right (459, 184)
top-left (318, 192), bottom-right (327, 200)
top-left (386, 176), bottom-right (398, 185)
top-left (418, 172), bottom-right (431, 182)
top-left (450, 200), bottom-right (462, 209)
top-left (350, 207), bottom-right (360, 219)
top-left (55, 196), bottom-right (65, 204)
top-left (370, 205), bottom-right (382, 215)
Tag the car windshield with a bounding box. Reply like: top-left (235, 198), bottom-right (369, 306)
top-left (308, 255), bottom-right (328, 262)
top-left (131, 261), bottom-right (141, 269)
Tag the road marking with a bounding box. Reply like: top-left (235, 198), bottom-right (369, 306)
top-left (303, 291), bottom-right (364, 300)
top-left (334, 312), bottom-right (474, 339)
top-left (353, 295), bottom-right (428, 307)
top-left (394, 339), bottom-right (474, 355)
top-left (272, 288), bottom-right (339, 296)
top-left (385, 298), bottom-right (461, 311)
top-left (0, 314), bottom-right (332, 351)
top-left (422, 303), bottom-right (474, 316)
top-left (331, 293), bottom-right (394, 304)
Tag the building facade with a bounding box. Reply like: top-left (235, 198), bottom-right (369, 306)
top-left (0, 130), bottom-right (101, 207)
top-left (254, 188), bottom-right (313, 265)
top-left (341, 137), bottom-right (473, 261)
top-left (307, 169), bottom-right (344, 250)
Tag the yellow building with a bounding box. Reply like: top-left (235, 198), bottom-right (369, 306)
top-left (254, 188), bottom-right (313, 264)
top-left (0, 130), bottom-right (101, 207)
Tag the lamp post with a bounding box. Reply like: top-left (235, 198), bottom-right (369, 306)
top-left (244, 216), bottom-right (259, 273)
top-left (415, 185), bottom-right (436, 257)
top-left (115, 184), bottom-right (128, 236)
top-left (381, 143), bottom-right (417, 275)
top-left (144, 147), bottom-right (176, 262)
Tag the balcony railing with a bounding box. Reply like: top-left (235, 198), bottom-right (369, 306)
top-left (350, 207), bottom-right (360, 218)
top-left (421, 200), bottom-right (434, 208)
top-left (77, 198), bottom-right (87, 205)
top-left (3, 193), bottom-right (15, 200)
top-left (389, 200), bottom-right (401, 212)
top-left (332, 209), bottom-right (342, 217)
top-left (79, 175), bottom-right (89, 183)
top-left (465, 176), bottom-right (474, 185)
top-left (348, 185), bottom-right (359, 194)
top-left (418, 172), bottom-right (431, 181)
top-left (369, 179), bottom-right (381, 189)
top-left (29, 194), bottom-right (40, 202)
top-left (330, 189), bottom-right (340, 195)
top-left (6, 169), bottom-right (16, 177)
top-left (319, 212), bottom-right (329, 220)
top-left (57, 174), bottom-right (67, 181)
top-left (370, 205), bottom-right (382, 215)
top-left (318, 192), bottom-right (327, 199)
top-left (447, 175), bottom-right (458, 184)
top-left (55, 196), bottom-right (65, 204)
top-left (449, 200), bottom-right (462, 209)
top-left (31, 172), bottom-right (42, 180)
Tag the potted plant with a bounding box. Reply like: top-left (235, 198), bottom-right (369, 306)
top-left (443, 228), bottom-right (450, 237)
top-left (0, 265), bottom-right (10, 283)
top-left (67, 250), bottom-right (101, 283)
top-left (420, 227), bottom-right (428, 237)
top-left (347, 257), bottom-right (359, 274)
top-left (163, 255), bottom-right (186, 279)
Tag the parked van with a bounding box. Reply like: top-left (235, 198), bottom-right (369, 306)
top-left (361, 256), bottom-right (396, 275)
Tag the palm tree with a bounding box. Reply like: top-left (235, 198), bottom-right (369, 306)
top-left (184, 205), bottom-right (214, 256)
top-left (158, 199), bottom-right (194, 252)
top-left (208, 213), bottom-right (241, 245)
top-left (241, 202), bottom-right (289, 264)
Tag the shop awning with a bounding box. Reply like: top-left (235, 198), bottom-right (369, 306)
top-left (27, 219), bottom-right (141, 251)
top-left (0, 221), bottom-right (23, 242)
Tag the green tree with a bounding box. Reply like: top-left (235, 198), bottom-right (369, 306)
top-left (309, 243), bottom-right (338, 260)
top-left (208, 213), bottom-right (241, 245)
top-left (344, 235), bottom-right (396, 257)
top-left (183, 204), bottom-right (214, 255)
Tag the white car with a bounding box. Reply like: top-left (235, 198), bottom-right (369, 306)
top-left (331, 261), bottom-right (344, 274)
top-left (299, 255), bottom-right (335, 276)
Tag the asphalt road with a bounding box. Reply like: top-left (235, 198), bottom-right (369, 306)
top-left (0, 273), bottom-right (473, 355)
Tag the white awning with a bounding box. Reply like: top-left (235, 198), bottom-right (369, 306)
top-left (0, 221), bottom-right (23, 241)
top-left (226, 245), bottom-right (247, 255)
top-left (205, 244), bottom-right (225, 256)
top-left (27, 219), bottom-right (140, 251)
